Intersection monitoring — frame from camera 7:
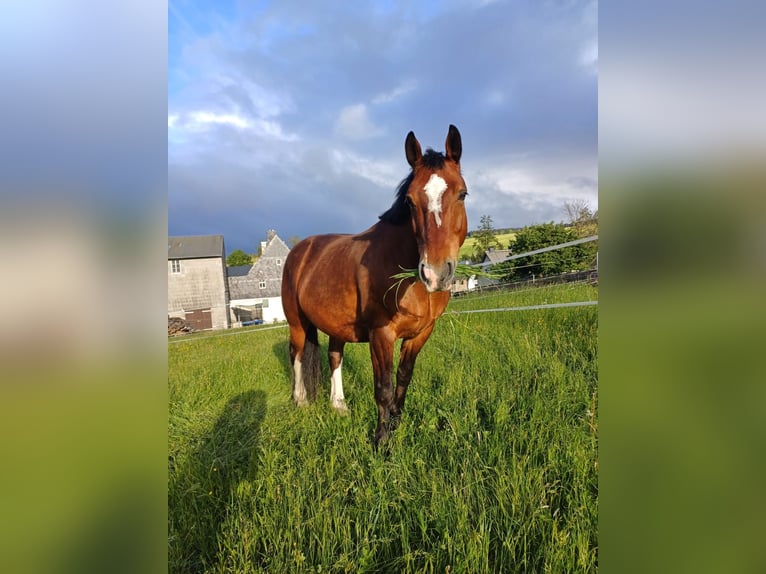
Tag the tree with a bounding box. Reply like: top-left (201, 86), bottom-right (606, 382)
top-left (504, 222), bottom-right (595, 281)
top-left (562, 200), bottom-right (598, 270)
top-left (564, 199), bottom-right (598, 238)
top-left (288, 235), bottom-right (301, 248)
top-left (226, 249), bottom-right (253, 267)
top-left (471, 214), bottom-right (502, 262)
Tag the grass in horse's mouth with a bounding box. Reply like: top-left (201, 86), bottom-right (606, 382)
top-left (386, 265), bottom-right (503, 304)
top-left (390, 264), bottom-right (503, 282)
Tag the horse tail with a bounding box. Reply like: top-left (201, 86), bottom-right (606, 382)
top-left (302, 323), bottom-right (321, 401)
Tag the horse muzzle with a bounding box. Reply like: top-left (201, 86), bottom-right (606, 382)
top-left (419, 260), bottom-right (455, 293)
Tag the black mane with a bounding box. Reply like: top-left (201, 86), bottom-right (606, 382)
top-left (379, 149), bottom-right (446, 225)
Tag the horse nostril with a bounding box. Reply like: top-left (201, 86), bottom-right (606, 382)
top-left (441, 261), bottom-right (454, 283)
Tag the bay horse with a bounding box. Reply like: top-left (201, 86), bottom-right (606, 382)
top-left (281, 125), bottom-right (468, 445)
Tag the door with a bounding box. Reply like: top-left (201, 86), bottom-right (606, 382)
top-left (185, 308), bottom-right (212, 330)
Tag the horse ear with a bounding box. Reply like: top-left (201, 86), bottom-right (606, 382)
top-left (445, 124), bottom-right (462, 164)
top-left (405, 131), bottom-right (422, 168)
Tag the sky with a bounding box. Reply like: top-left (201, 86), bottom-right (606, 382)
top-left (168, 0), bottom-right (597, 254)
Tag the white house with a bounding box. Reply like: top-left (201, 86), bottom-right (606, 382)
top-left (228, 230), bottom-right (290, 325)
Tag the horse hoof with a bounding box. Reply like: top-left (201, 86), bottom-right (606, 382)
top-left (332, 400), bottom-right (350, 415)
top-left (295, 398), bottom-right (309, 407)
top-left (374, 426), bottom-right (391, 448)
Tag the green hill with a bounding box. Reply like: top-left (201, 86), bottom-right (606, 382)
top-left (459, 231), bottom-right (517, 261)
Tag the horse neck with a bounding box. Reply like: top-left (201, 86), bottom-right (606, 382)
top-left (370, 220), bottom-right (419, 270)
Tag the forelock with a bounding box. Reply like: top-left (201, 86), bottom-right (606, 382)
top-left (421, 149), bottom-right (446, 169)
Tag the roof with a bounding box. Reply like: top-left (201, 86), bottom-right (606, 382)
top-left (168, 235), bottom-right (225, 260)
top-left (482, 249), bottom-right (512, 264)
top-left (262, 234), bottom-right (290, 258)
top-left (228, 232), bottom-right (291, 300)
top-left (227, 265), bottom-right (252, 277)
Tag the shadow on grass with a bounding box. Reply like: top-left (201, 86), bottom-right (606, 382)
top-left (169, 390), bottom-right (266, 574)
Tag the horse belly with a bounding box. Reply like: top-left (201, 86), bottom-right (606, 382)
top-left (303, 296), bottom-right (366, 343)
top-left (297, 271), bottom-right (366, 343)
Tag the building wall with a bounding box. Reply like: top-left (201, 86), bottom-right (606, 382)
top-left (229, 296), bottom-right (287, 325)
top-left (168, 257), bottom-right (229, 330)
top-left (451, 275), bottom-right (477, 294)
top-left (261, 296), bottom-right (286, 323)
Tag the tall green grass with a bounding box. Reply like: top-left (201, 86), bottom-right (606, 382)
top-left (169, 282), bottom-right (598, 572)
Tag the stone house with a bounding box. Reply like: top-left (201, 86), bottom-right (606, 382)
top-left (168, 235), bottom-right (230, 330)
top-left (228, 230), bottom-right (290, 325)
top-left (476, 247), bottom-right (513, 289)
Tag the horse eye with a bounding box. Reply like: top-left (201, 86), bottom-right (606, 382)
top-left (458, 191), bottom-right (468, 201)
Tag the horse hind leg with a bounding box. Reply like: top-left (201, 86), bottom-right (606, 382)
top-left (289, 318), bottom-right (322, 406)
top-left (328, 337), bottom-right (349, 414)
top-left (288, 325), bottom-right (309, 407)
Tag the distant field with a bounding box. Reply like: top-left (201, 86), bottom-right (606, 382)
top-left (169, 282), bottom-right (598, 572)
top-left (459, 232), bottom-right (517, 260)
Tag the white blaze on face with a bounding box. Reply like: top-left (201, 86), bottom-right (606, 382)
top-left (423, 174), bottom-right (448, 227)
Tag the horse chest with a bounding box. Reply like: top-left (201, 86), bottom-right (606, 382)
top-left (390, 303), bottom-right (445, 339)
top-left (395, 317), bottom-right (435, 340)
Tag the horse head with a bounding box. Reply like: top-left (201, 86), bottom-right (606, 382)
top-left (403, 125), bottom-right (468, 292)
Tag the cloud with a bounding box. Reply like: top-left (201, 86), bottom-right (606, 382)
top-left (188, 111), bottom-right (251, 130)
top-left (330, 148), bottom-right (400, 189)
top-left (334, 104), bottom-right (382, 140)
top-left (579, 40), bottom-right (598, 74)
top-left (371, 81), bottom-right (417, 104)
top-left (463, 152), bottom-right (598, 228)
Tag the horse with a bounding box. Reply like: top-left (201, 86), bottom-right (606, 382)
top-left (281, 125), bottom-right (468, 445)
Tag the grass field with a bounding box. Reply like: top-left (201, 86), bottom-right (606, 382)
top-left (458, 232), bottom-right (516, 260)
top-left (169, 282), bottom-right (598, 572)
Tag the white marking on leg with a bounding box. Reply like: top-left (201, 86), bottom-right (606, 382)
top-left (330, 359), bottom-right (348, 413)
top-left (293, 357), bottom-right (308, 406)
top-left (423, 174), bottom-right (447, 227)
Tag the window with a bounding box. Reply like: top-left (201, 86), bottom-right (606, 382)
top-left (259, 281), bottom-right (266, 289)
top-left (276, 258), bottom-right (282, 266)
top-left (171, 259), bottom-right (181, 273)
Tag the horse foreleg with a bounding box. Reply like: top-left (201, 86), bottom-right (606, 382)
top-left (328, 337), bottom-right (348, 414)
top-left (393, 323), bottom-right (435, 417)
top-left (369, 328), bottom-right (396, 445)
